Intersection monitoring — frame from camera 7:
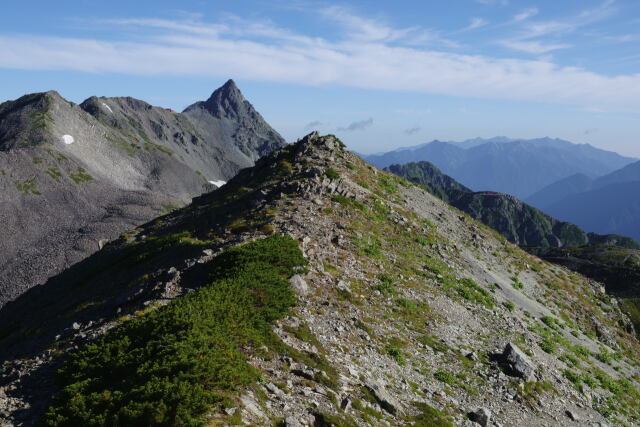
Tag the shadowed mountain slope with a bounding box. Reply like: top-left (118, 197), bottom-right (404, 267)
top-left (525, 173), bottom-right (594, 211)
top-left (544, 180), bottom-right (640, 243)
top-left (525, 160), bottom-right (640, 243)
top-left (386, 161), bottom-right (638, 249)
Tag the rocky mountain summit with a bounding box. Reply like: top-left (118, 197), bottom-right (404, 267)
top-left (0, 80), bottom-right (285, 306)
top-left (183, 79), bottom-right (286, 166)
top-left (1, 133), bottom-right (639, 426)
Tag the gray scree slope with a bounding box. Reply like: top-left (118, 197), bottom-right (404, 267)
top-left (0, 79), bottom-right (285, 305)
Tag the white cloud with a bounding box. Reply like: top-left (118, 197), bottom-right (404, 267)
top-left (0, 8), bottom-right (639, 113)
top-left (476, 0), bottom-right (509, 5)
top-left (513, 8), bottom-right (539, 22)
top-left (498, 40), bottom-right (571, 54)
top-left (499, 1), bottom-right (617, 54)
top-left (319, 6), bottom-right (459, 48)
top-left (603, 33), bottom-right (640, 43)
top-left (464, 17), bottom-right (488, 31)
top-left (524, 0), bottom-right (616, 37)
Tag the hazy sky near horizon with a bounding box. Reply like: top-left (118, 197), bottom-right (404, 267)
top-left (1, 0), bottom-right (639, 156)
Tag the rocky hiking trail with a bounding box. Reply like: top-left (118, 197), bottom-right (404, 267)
top-left (1, 133), bottom-right (639, 426)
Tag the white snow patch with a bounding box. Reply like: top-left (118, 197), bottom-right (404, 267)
top-left (208, 180), bottom-right (226, 187)
top-left (101, 102), bottom-right (113, 113)
top-left (62, 135), bottom-right (75, 145)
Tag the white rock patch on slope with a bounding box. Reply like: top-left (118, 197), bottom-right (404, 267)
top-left (61, 135), bottom-right (75, 145)
top-left (101, 103), bottom-right (113, 114)
top-left (208, 180), bottom-right (226, 187)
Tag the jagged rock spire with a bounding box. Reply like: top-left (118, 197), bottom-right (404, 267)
top-left (200, 79), bottom-right (247, 120)
top-left (182, 79), bottom-right (286, 159)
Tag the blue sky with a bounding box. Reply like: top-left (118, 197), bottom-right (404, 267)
top-left (1, 0), bottom-right (639, 156)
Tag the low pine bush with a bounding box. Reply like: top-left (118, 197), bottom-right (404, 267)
top-left (42, 235), bottom-right (307, 427)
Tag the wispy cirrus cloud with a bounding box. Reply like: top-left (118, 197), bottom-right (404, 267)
top-left (513, 8), bottom-right (538, 22)
top-left (475, 0), bottom-right (509, 6)
top-left (462, 17), bottom-right (488, 31)
top-left (0, 4), bottom-right (639, 112)
top-left (498, 0), bottom-right (618, 54)
top-left (498, 40), bottom-right (571, 54)
top-left (319, 6), bottom-right (460, 48)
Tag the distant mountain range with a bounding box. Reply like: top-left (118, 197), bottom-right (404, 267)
top-left (386, 161), bottom-right (638, 249)
top-left (0, 79), bottom-right (285, 305)
top-left (364, 137), bottom-right (636, 199)
top-left (526, 160), bottom-right (640, 242)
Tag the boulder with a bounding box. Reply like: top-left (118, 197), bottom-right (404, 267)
top-left (290, 362), bottom-right (317, 380)
top-left (565, 409), bottom-right (579, 421)
top-left (469, 407), bottom-right (492, 426)
top-left (340, 397), bottom-right (352, 411)
top-left (502, 342), bottom-right (535, 381)
top-left (284, 416), bottom-right (303, 427)
top-left (366, 381), bottom-right (401, 415)
top-left (289, 275), bottom-right (309, 296)
top-left (265, 382), bottom-right (283, 396)
top-left (240, 393), bottom-right (266, 420)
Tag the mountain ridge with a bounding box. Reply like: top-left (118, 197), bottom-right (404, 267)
top-left (0, 81), bottom-right (286, 306)
top-left (544, 180), bottom-right (640, 242)
top-left (525, 159), bottom-right (640, 242)
top-left (1, 133), bottom-right (639, 426)
top-left (364, 137), bottom-right (636, 199)
top-left (386, 160), bottom-right (638, 249)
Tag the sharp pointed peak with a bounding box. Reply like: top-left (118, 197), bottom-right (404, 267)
top-left (222, 79), bottom-right (238, 89)
top-left (206, 79), bottom-right (244, 103)
top-left (184, 78), bottom-right (252, 118)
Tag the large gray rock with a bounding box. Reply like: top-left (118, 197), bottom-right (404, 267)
top-left (502, 342), bottom-right (535, 381)
top-left (366, 381), bottom-right (401, 415)
top-left (470, 408), bottom-right (492, 426)
top-left (284, 416), bottom-right (303, 427)
top-left (565, 409), bottom-right (579, 421)
top-left (289, 274), bottom-right (309, 296)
